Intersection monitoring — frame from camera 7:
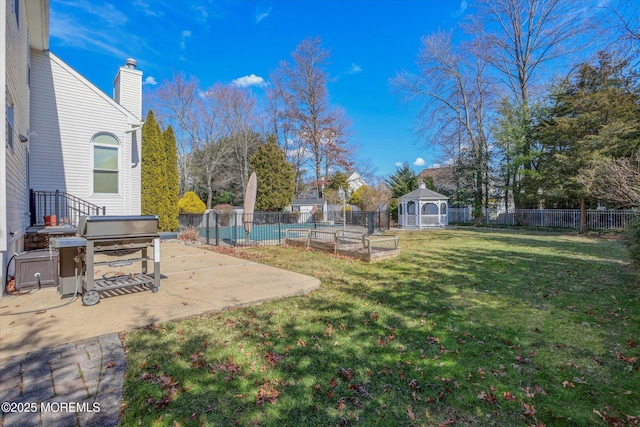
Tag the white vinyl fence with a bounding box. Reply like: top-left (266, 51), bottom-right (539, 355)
top-left (449, 208), bottom-right (637, 230)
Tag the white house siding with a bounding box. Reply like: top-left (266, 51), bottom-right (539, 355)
top-left (30, 50), bottom-right (141, 216)
top-left (2, 0), bottom-right (31, 291)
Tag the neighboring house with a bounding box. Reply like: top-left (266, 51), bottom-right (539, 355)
top-left (419, 166), bottom-right (456, 194)
top-left (293, 171), bottom-right (366, 210)
top-left (345, 170), bottom-right (365, 193)
top-left (2, 0), bottom-right (143, 294)
top-left (289, 198), bottom-right (327, 215)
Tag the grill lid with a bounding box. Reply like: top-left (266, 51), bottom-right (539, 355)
top-left (78, 215), bottom-right (159, 239)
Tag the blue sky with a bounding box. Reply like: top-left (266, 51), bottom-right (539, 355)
top-left (48, 0), bottom-right (471, 178)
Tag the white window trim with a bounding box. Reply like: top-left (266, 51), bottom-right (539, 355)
top-left (91, 132), bottom-right (121, 195)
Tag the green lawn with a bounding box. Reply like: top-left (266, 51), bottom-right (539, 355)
top-left (120, 228), bottom-right (639, 426)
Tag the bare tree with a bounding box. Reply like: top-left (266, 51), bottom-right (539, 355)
top-left (393, 31), bottom-right (492, 217)
top-left (187, 84), bottom-right (235, 208)
top-left (466, 0), bottom-right (606, 208)
top-left (360, 180), bottom-right (392, 212)
top-left (607, 0), bottom-right (640, 63)
top-left (579, 155), bottom-right (640, 208)
top-left (269, 37), bottom-right (353, 198)
top-left (266, 87), bottom-right (305, 195)
top-left (468, 0), bottom-right (600, 107)
top-left (215, 85), bottom-right (264, 194)
top-left (148, 73), bottom-right (200, 194)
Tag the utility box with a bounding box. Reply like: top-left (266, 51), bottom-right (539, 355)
top-left (14, 250), bottom-right (59, 291)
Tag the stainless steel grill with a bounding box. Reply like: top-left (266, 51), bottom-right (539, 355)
top-left (50, 215), bottom-right (161, 306)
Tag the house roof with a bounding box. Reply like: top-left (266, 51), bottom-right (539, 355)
top-left (47, 51), bottom-right (141, 126)
top-left (398, 186), bottom-right (449, 201)
top-left (291, 198), bottom-right (325, 206)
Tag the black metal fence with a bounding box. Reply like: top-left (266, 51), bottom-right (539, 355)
top-left (178, 210), bottom-right (391, 246)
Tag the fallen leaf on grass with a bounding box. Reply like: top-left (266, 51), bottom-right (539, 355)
top-left (255, 381), bottom-right (279, 406)
top-left (427, 336), bottom-right (440, 344)
top-left (562, 381), bottom-right (575, 388)
top-left (477, 390), bottom-right (497, 404)
top-left (523, 402), bottom-right (536, 416)
top-left (627, 337), bottom-right (638, 348)
top-left (265, 352), bottom-right (285, 367)
top-left (338, 367), bottom-right (353, 381)
top-left (616, 352), bottom-right (638, 363)
top-left (593, 408), bottom-right (626, 425)
top-left (503, 391), bottom-right (517, 401)
top-left (407, 407), bottom-right (416, 420)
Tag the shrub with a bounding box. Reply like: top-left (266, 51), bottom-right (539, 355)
top-left (178, 192), bottom-right (206, 214)
top-left (626, 216), bottom-right (640, 263)
top-left (289, 211), bottom-right (300, 223)
top-left (388, 198), bottom-right (399, 221)
top-left (178, 226), bottom-right (200, 242)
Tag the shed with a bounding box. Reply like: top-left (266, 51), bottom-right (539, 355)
top-left (398, 183), bottom-right (449, 228)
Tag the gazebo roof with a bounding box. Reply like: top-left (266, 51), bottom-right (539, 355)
top-left (398, 186), bottom-right (449, 201)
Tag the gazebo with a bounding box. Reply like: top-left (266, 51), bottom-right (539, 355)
top-left (398, 183), bottom-right (449, 228)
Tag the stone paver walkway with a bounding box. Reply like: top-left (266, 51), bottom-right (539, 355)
top-left (0, 334), bottom-right (124, 427)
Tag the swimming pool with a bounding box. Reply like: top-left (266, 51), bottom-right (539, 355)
top-left (198, 223), bottom-right (344, 243)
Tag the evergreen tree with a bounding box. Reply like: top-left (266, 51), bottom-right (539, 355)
top-left (535, 53), bottom-right (640, 210)
top-left (328, 171), bottom-right (349, 192)
top-left (141, 111), bottom-right (168, 225)
top-left (162, 126), bottom-right (180, 231)
top-left (385, 162), bottom-right (419, 198)
top-left (249, 135), bottom-right (295, 211)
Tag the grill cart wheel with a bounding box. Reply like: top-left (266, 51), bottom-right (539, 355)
top-left (151, 286), bottom-right (159, 293)
top-left (82, 290), bottom-right (100, 306)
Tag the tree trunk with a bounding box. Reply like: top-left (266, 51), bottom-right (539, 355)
top-left (579, 198), bottom-right (587, 234)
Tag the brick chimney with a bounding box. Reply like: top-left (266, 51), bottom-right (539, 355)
top-left (113, 58), bottom-right (142, 120)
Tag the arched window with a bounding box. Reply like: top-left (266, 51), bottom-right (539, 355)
top-left (407, 201), bottom-right (416, 215)
top-left (92, 133), bottom-right (119, 193)
top-left (440, 203), bottom-right (447, 215)
top-left (422, 203), bottom-right (438, 214)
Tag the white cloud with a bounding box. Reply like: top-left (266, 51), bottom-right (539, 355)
top-left (231, 74), bottom-right (268, 88)
top-left (395, 162), bottom-right (403, 167)
top-left (143, 76), bottom-right (157, 85)
top-left (348, 63), bottom-right (362, 74)
top-left (180, 30), bottom-right (191, 49)
top-left (413, 157), bottom-right (426, 167)
top-left (256, 7), bottom-right (272, 23)
top-left (455, 0), bottom-right (468, 16)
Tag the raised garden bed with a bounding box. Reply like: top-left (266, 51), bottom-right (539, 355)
top-left (285, 229), bottom-right (400, 262)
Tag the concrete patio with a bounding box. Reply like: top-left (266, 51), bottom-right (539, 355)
top-left (0, 241), bottom-right (321, 360)
top-left (0, 241), bottom-right (320, 426)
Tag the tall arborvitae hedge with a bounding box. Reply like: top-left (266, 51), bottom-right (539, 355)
top-left (249, 135), bottom-right (295, 211)
top-left (141, 110), bottom-right (180, 232)
top-left (162, 126), bottom-right (180, 231)
top-left (141, 111), bottom-right (166, 222)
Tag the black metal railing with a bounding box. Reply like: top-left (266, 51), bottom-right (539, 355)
top-left (30, 190), bottom-right (106, 226)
